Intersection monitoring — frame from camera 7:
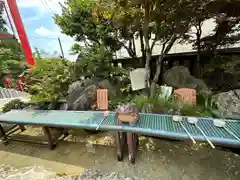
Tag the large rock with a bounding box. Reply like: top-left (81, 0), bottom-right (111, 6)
top-left (98, 79), bottom-right (116, 97)
top-left (212, 89), bottom-right (240, 118)
top-left (163, 66), bottom-right (209, 93)
top-left (66, 79), bottom-right (115, 111)
top-left (99, 79), bottom-right (114, 90)
top-left (66, 80), bottom-right (98, 110)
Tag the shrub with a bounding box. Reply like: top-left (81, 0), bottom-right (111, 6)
top-left (2, 99), bottom-right (26, 113)
top-left (131, 91), bottom-right (213, 117)
top-left (24, 58), bottom-right (74, 105)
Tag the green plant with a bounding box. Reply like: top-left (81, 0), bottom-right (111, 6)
top-left (131, 91), bottom-right (213, 117)
top-left (74, 45), bottom-right (115, 78)
top-left (109, 96), bottom-right (132, 110)
top-left (25, 58), bottom-right (74, 105)
top-left (205, 55), bottom-right (239, 72)
top-left (2, 99), bottom-right (26, 113)
top-left (197, 92), bottom-right (218, 112)
top-left (132, 94), bottom-right (149, 110)
top-left (74, 43), bottom-right (135, 105)
top-left (180, 104), bottom-right (212, 117)
top-left (132, 92), bottom-right (175, 113)
top-left (0, 37), bottom-right (26, 86)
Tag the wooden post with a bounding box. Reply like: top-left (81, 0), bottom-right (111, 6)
top-left (19, 125), bottom-right (26, 132)
top-left (0, 124), bottom-right (9, 145)
top-left (42, 126), bottom-right (56, 149)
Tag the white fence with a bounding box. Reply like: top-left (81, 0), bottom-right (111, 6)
top-left (0, 87), bottom-right (31, 110)
top-left (0, 87), bottom-right (29, 99)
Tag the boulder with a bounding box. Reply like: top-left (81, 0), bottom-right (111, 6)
top-left (163, 66), bottom-right (209, 93)
top-left (66, 79), bottom-right (115, 111)
top-left (98, 79), bottom-right (116, 96)
top-left (72, 84), bottom-right (97, 110)
top-left (66, 80), bottom-right (97, 110)
top-left (212, 89), bottom-right (240, 118)
top-left (99, 79), bottom-right (112, 89)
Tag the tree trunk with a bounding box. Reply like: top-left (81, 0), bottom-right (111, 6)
top-left (143, 1), bottom-right (152, 95)
top-left (150, 55), bottom-right (163, 97)
top-left (132, 37), bottom-right (136, 55)
top-left (150, 35), bottom-right (177, 97)
top-left (143, 2), bottom-right (151, 94)
top-left (139, 29), bottom-right (145, 66)
top-left (195, 23), bottom-right (202, 78)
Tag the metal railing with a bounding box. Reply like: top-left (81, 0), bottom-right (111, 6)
top-left (0, 87), bottom-right (30, 110)
top-left (0, 87), bottom-right (29, 99)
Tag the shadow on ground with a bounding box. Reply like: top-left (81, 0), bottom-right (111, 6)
top-left (0, 126), bottom-right (239, 180)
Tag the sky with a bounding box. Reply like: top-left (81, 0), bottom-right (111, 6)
top-left (3, 0), bottom-right (77, 61)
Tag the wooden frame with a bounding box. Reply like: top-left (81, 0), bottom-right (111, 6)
top-left (115, 118), bottom-right (139, 164)
top-left (0, 124), bottom-right (68, 149)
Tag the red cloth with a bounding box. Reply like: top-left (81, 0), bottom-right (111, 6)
top-left (17, 78), bottom-right (24, 91)
top-left (4, 79), bottom-right (11, 88)
top-left (4, 74), bottom-right (13, 88)
top-left (19, 77), bottom-right (25, 81)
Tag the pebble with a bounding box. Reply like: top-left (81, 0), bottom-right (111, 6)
top-left (0, 166), bottom-right (140, 180)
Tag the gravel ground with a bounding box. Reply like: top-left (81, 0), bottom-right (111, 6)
top-left (0, 166), bottom-right (139, 180)
top-left (0, 127), bottom-right (239, 180)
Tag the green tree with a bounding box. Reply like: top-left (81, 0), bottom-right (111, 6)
top-left (25, 58), bottom-right (74, 103)
top-left (197, 0), bottom-right (240, 55)
top-left (55, 0), bottom-right (118, 51)
top-left (96, 0), bottom-right (203, 96)
top-left (74, 44), bottom-right (114, 78)
top-left (0, 37), bottom-right (26, 87)
top-left (186, 0), bottom-right (214, 77)
top-left (0, 3), bottom-right (26, 86)
top-left (55, 0), bottom-right (137, 58)
top-left (33, 47), bottom-right (43, 61)
top-left (58, 0), bottom-right (234, 97)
